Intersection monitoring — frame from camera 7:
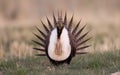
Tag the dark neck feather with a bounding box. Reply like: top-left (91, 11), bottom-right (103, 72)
top-left (57, 11), bottom-right (64, 39)
top-left (57, 26), bottom-right (63, 39)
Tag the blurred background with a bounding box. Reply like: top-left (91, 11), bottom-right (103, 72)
top-left (0, 0), bottom-right (120, 59)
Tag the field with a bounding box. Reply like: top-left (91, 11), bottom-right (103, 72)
top-left (0, 23), bottom-right (120, 75)
top-left (0, 0), bottom-right (120, 75)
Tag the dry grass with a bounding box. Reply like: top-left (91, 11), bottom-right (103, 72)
top-left (0, 44), bottom-right (5, 59)
top-left (0, 26), bottom-right (34, 59)
top-left (10, 41), bottom-right (33, 59)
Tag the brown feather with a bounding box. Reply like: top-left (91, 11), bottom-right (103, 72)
top-left (41, 20), bottom-right (49, 33)
top-left (75, 24), bottom-right (86, 37)
top-left (77, 38), bottom-right (91, 47)
top-left (76, 31), bottom-right (89, 42)
top-left (53, 12), bottom-right (57, 27)
top-left (32, 40), bottom-right (45, 47)
top-left (35, 26), bottom-right (46, 38)
top-left (68, 15), bottom-right (73, 31)
top-left (33, 47), bottom-right (45, 52)
top-left (77, 45), bottom-right (91, 51)
top-left (72, 20), bottom-right (81, 35)
top-left (33, 33), bottom-right (45, 44)
top-left (46, 17), bottom-right (53, 30)
top-left (69, 33), bottom-right (76, 57)
top-left (64, 12), bottom-right (67, 25)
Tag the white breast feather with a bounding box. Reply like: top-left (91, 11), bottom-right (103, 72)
top-left (48, 27), bottom-right (71, 61)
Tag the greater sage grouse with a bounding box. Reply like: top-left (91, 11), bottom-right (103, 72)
top-left (33, 12), bottom-right (91, 65)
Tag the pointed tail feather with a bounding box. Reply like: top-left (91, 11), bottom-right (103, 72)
top-left (64, 12), bottom-right (67, 25)
top-left (32, 40), bottom-right (45, 47)
top-left (53, 12), bottom-right (57, 27)
top-left (35, 54), bottom-right (46, 56)
top-left (77, 45), bottom-right (91, 51)
top-left (72, 20), bottom-right (81, 35)
top-left (68, 15), bottom-right (73, 31)
top-left (77, 37), bottom-right (91, 47)
top-left (35, 26), bottom-right (46, 38)
top-left (76, 31), bottom-right (89, 43)
top-left (41, 20), bottom-right (50, 33)
top-left (33, 47), bottom-right (45, 52)
top-left (33, 33), bottom-right (45, 44)
top-left (75, 24), bottom-right (86, 37)
top-left (46, 17), bottom-right (53, 30)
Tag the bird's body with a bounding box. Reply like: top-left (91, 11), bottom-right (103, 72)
top-left (48, 27), bottom-right (71, 61)
top-left (33, 12), bottom-right (91, 65)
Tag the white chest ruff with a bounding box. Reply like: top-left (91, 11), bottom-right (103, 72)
top-left (48, 27), bottom-right (71, 61)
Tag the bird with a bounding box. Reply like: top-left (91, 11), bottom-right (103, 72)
top-left (32, 11), bottom-right (91, 65)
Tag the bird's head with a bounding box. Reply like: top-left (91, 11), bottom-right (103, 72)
top-left (56, 12), bottom-right (64, 38)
